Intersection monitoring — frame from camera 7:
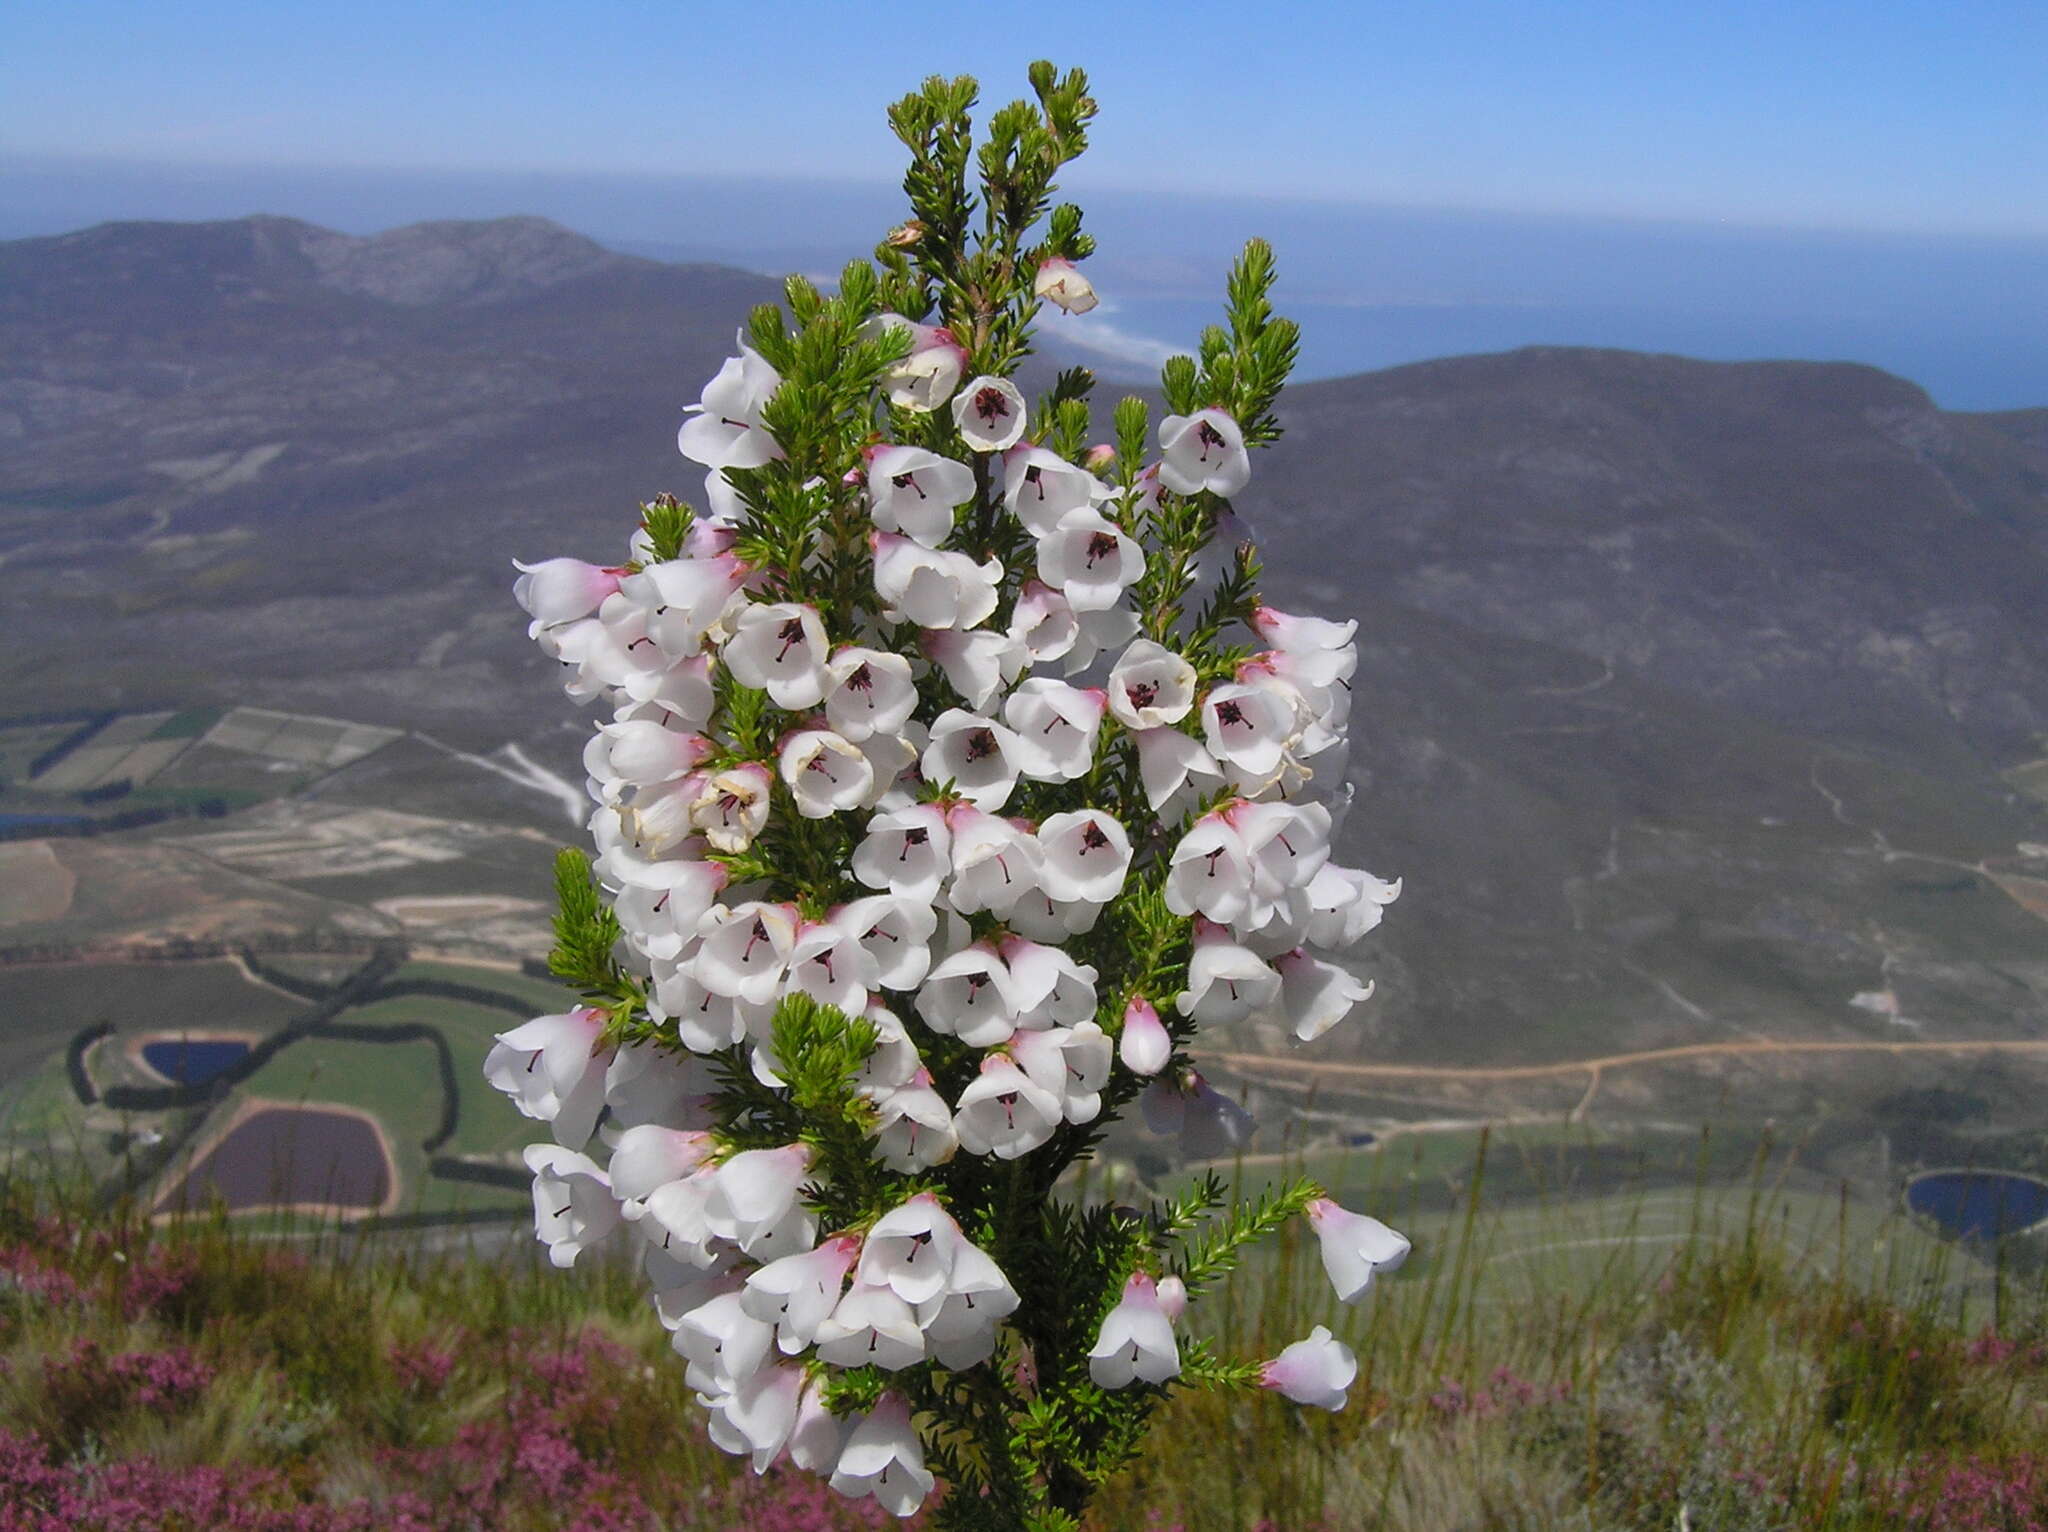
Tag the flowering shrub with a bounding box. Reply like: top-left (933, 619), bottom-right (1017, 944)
top-left (491, 62), bottom-right (1407, 1529)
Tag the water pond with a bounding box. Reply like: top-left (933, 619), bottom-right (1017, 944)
top-left (141, 1038), bottom-right (251, 1085)
top-left (1906, 1171), bottom-right (2048, 1241)
top-left (156, 1107), bottom-right (391, 1215)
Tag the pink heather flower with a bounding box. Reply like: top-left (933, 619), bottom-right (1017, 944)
top-left (1200, 680), bottom-right (1299, 778)
top-left (952, 374), bottom-right (1028, 452)
top-left (916, 1239), bottom-right (1021, 1370)
top-left (1260, 1325), bottom-right (1357, 1410)
top-left (918, 940), bottom-right (1026, 1047)
top-left (1164, 807), bottom-right (1257, 926)
top-left (1132, 726), bottom-right (1224, 816)
top-left (868, 1069), bottom-right (959, 1172)
top-left (1012, 1021), bottom-right (1112, 1124)
top-left (783, 917), bottom-right (880, 1016)
top-left (859, 1190), bottom-right (970, 1306)
top-left (618, 553), bottom-right (752, 655)
top-left (582, 719), bottom-right (714, 797)
top-left (1155, 1274), bottom-right (1189, 1323)
top-left (692, 901), bottom-right (799, 1005)
top-left (1158, 407), bottom-right (1250, 497)
top-left (832, 895), bottom-right (937, 993)
top-left (1088, 1271), bottom-right (1180, 1388)
top-left (866, 443), bottom-right (975, 545)
top-left (1305, 1197), bottom-right (1411, 1303)
top-left (484, 1008), bottom-right (610, 1149)
top-left (1117, 995), bottom-right (1172, 1077)
top-left (944, 808), bottom-right (1043, 920)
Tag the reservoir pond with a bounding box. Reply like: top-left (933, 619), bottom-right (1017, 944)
top-left (1906, 1171), bottom-right (2048, 1241)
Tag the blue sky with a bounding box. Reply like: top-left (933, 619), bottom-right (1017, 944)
top-left (5, 0), bottom-right (2045, 235)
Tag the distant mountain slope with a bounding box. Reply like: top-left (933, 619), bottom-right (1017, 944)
top-left (3, 216), bottom-right (2044, 1070)
top-left (1246, 348), bottom-right (2048, 768)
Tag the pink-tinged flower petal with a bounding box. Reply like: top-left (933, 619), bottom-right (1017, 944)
top-left (1158, 407), bottom-right (1250, 497)
top-left (1118, 996), bottom-right (1172, 1077)
top-left (1260, 1325), bottom-right (1357, 1410)
top-left (1306, 1197), bottom-right (1411, 1303)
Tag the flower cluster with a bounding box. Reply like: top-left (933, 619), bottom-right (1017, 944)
top-left (488, 65), bottom-right (1409, 1529)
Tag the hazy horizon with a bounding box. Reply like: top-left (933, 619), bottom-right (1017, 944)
top-left (7, 154), bottom-right (2045, 411)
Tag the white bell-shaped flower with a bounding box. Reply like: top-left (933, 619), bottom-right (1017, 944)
top-left (1064, 603), bottom-right (1142, 677)
top-left (813, 1281), bottom-right (927, 1371)
top-left (617, 554), bottom-right (752, 656)
top-left (704, 1142), bottom-right (814, 1250)
top-left (1003, 935), bottom-right (1099, 1031)
top-left (1003, 444), bottom-right (1100, 538)
top-left (603, 1039), bottom-right (711, 1130)
top-left (859, 1190), bottom-right (970, 1305)
top-left (1087, 1271), bottom-right (1180, 1388)
top-left (1107, 639), bottom-right (1198, 730)
top-left (869, 1070), bottom-right (959, 1172)
top-left (1010, 579), bottom-right (1079, 663)
top-left (1236, 800), bottom-right (1334, 917)
top-left (922, 709), bottom-right (1027, 811)
top-left (524, 1143), bottom-right (621, 1269)
top-left (1176, 917), bottom-right (1281, 1024)
top-left (1250, 605), bottom-right (1358, 675)
top-left (1200, 680), bottom-right (1299, 779)
top-left (693, 901), bottom-right (799, 1005)
top-left (852, 803), bottom-right (953, 901)
top-left (915, 1239), bottom-right (1021, 1370)
top-left (514, 557), bottom-right (623, 629)
top-left (1164, 807), bottom-right (1257, 926)
top-left (1118, 995), bottom-right (1172, 1076)
top-left (1013, 1020), bottom-right (1112, 1124)
top-left (1004, 888), bottom-right (1105, 941)
top-left (1132, 726), bottom-right (1223, 816)
top-left (1276, 948), bottom-right (1375, 1041)
top-left (1157, 407), bottom-right (1250, 497)
top-left (1260, 1325), bottom-right (1357, 1410)
top-left (829, 1393), bottom-right (935, 1516)
top-left (1305, 1197), bottom-right (1411, 1303)
top-left (953, 1053), bottom-right (1063, 1159)
top-left (861, 722), bottom-right (925, 810)
top-left (920, 627), bottom-right (1028, 711)
top-left (832, 895), bottom-right (938, 994)
top-left (484, 1008), bottom-right (611, 1150)
top-left (779, 728), bottom-right (874, 818)
top-left (674, 1284), bottom-right (777, 1395)
top-left (788, 1376), bottom-right (844, 1473)
top-left (1004, 679), bottom-right (1106, 782)
top-left (866, 443), bottom-right (975, 546)
top-left (1037, 507), bottom-right (1146, 612)
top-left (1298, 863), bottom-right (1403, 949)
top-left (678, 343), bottom-right (783, 470)
top-left (583, 720), bottom-right (713, 802)
top-left (952, 375), bottom-right (1027, 452)
top-left (917, 940), bottom-right (1024, 1047)
top-left (742, 1233), bottom-right (860, 1354)
top-left (868, 314), bottom-right (968, 412)
top-left (651, 962), bottom-right (762, 1054)
top-left (710, 1359), bottom-right (807, 1472)
top-left (640, 1167), bottom-right (722, 1269)
top-left (1032, 256), bottom-right (1099, 315)
top-left (627, 652), bottom-right (718, 732)
top-left (687, 762), bottom-right (773, 853)
top-left (824, 647), bottom-right (917, 742)
top-left (945, 806), bottom-right (1043, 918)
top-left (1035, 808), bottom-right (1132, 905)
top-left (872, 532), bottom-right (1002, 630)
top-left (723, 601), bottom-right (830, 709)
top-left (783, 917), bottom-right (881, 1016)
top-left (607, 1125), bottom-right (715, 1205)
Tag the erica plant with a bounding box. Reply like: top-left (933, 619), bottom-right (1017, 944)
top-left (489, 62), bottom-right (1409, 1530)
